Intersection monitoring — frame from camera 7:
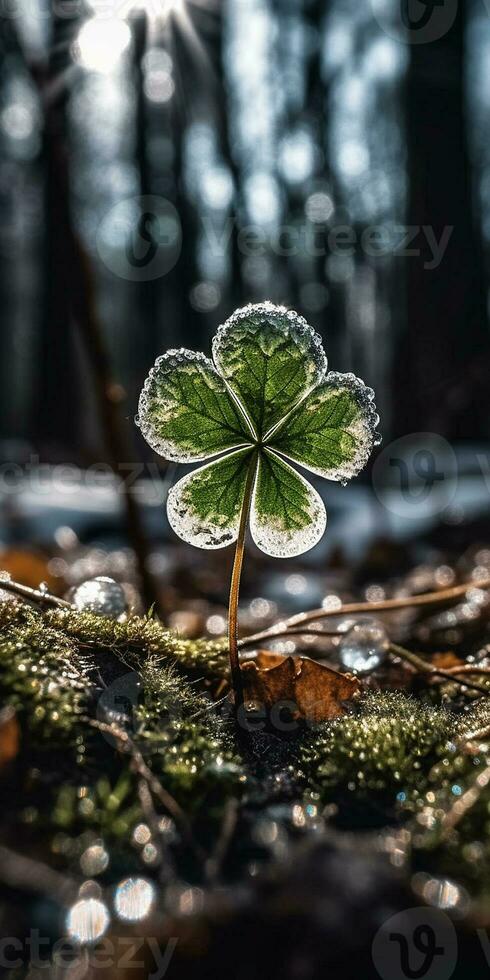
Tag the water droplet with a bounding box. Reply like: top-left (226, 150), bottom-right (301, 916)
top-left (70, 577), bottom-right (128, 620)
top-left (339, 619), bottom-right (389, 674)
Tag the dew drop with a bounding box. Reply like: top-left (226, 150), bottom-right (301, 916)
top-left (70, 576), bottom-right (128, 620)
top-left (339, 619), bottom-right (389, 674)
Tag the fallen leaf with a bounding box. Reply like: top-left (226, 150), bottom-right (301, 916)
top-left (242, 652), bottom-right (361, 723)
top-left (0, 548), bottom-right (62, 593)
top-left (255, 651), bottom-right (289, 670)
top-left (0, 706), bottom-right (20, 767)
top-left (431, 652), bottom-right (465, 670)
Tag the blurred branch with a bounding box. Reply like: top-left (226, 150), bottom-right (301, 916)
top-left (205, 797), bottom-right (239, 884)
top-left (0, 844), bottom-right (78, 903)
top-left (238, 577), bottom-right (490, 649)
top-left (389, 643), bottom-right (490, 697)
top-left (90, 719), bottom-right (207, 867)
top-left (0, 576), bottom-right (71, 608)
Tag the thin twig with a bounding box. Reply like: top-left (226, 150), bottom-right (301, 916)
top-left (90, 719), bottom-right (206, 866)
top-left (238, 578), bottom-right (490, 650)
top-left (0, 845), bottom-right (78, 903)
top-left (239, 626), bottom-right (340, 650)
top-left (0, 578), bottom-right (71, 609)
top-left (136, 777), bottom-right (177, 881)
top-left (205, 798), bottom-right (239, 884)
top-left (389, 643), bottom-right (490, 697)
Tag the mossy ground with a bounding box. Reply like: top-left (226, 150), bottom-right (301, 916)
top-left (1, 598), bottom-right (489, 913)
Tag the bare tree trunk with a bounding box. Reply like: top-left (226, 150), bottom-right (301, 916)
top-left (33, 9), bottom-right (81, 456)
top-left (395, 2), bottom-right (490, 440)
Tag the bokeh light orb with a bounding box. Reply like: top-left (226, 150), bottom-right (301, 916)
top-left (73, 19), bottom-right (131, 74)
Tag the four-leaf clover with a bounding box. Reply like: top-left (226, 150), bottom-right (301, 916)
top-left (137, 302), bottom-right (379, 559)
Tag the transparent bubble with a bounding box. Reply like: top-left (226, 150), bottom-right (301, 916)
top-left (71, 576), bottom-right (128, 620)
top-left (423, 877), bottom-right (468, 911)
top-left (339, 619), bottom-right (389, 674)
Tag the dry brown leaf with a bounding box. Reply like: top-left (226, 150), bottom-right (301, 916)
top-left (0, 706), bottom-right (20, 767)
top-left (0, 548), bottom-right (62, 593)
top-left (255, 651), bottom-right (291, 671)
top-left (242, 651), bottom-right (361, 723)
top-left (431, 652), bottom-right (465, 670)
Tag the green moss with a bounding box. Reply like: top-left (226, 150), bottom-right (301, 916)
top-left (2, 597), bottom-right (490, 896)
top-left (51, 772), bottom-right (141, 839)
top-left (44, 606), bottom-right (229, 678)
top-left (297, 692), bottom-right (455, 804)
top-left (0, 603), bottom-right (92, 745)
top-left (0, 601), bottom-right (243, 826)
top-left (130, 656), bottom-right (245, 803)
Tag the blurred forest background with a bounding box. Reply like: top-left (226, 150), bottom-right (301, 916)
top-left (1, 0), bottom-right (490, 470)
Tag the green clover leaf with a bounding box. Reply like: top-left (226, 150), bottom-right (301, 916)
top-left (137, 302), bottom-right (380, 559)
top-left (137, 302), bottom-right (380, 708)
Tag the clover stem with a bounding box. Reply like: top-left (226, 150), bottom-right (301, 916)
top-left (228, 452), bottom-right (258, 711)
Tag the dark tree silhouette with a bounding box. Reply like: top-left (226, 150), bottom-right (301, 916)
top-left (395, 1), bottom-right (490, 440)
top-left (33, 5), bottom-right (82, 455)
